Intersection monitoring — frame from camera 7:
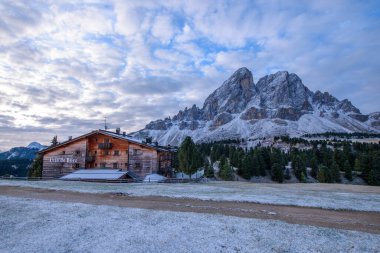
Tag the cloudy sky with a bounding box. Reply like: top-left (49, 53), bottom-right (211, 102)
top-left (0, 0), bottom-right (379, 150)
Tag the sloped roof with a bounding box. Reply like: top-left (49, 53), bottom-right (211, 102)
top-left (60, 169), bottom-right (128, 180)
top-left (39, 129), bottom-right (172, 154)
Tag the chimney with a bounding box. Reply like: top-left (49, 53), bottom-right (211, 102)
top-left (122, 131), bottom-right (126, 136)
top-left (116, 128), bottom-right (120, 134)
top-left (68, 136), bottom-right (72, 140)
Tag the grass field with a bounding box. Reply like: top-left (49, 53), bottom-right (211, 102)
top-left (1, 195), bottom-right (379, 253)
top-left (1, 180), bottom-right (379, 211)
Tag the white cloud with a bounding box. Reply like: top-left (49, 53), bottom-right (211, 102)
top-left (0, 0), bottom-right (379, 149)
top-left (151, 15), bottom-right (177, 44)
top-left (214, 50), bottom-right (255, 72)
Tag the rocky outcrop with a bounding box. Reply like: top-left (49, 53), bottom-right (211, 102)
top-left (348, 114), bottom-right (369, 122)
top-left (312, 91), bottom-right (338, 107)
top-left (173, 104), bottom-right (202, 121)
top-left (367, 112), bottom-right (380, 129)
top-left (211, 112), bottom-right (233, 128)
top-left (240, 107), bottom-right (267, 120)
top-left (146, 119), bottom-right (169, 130)
top-left (337, 99), bottom-right (360, 114)
top-left (274, 108), bottom-right (304, 121)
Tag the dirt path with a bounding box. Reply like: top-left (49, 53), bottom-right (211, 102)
top-left (1, 185), bottom-right (380, 234)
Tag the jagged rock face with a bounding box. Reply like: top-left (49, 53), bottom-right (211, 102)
top-left (146, 119), bottom-right (168, 130)
top-left (135, 67), bottom-right (379, 146)
top-left (257, 71), bottom-right (312, 110)
top-left (312, 91), bottom-right (338, 107)
top-left (173, 104), bottom-right (202, 121)
top-left (369, 112), bottom-right (380, 121)
top-left (210, 112), bottom-right (233, 129)
top-left (348, 114), bottom-right (369, 122)
top-left (368, 112), bottom-right (380, 129)
top-left (202, 67), bottom-right (256, 119)
top-left (274, 108), bottom-right (303, 121)
top-left (337, 99), bottom-right (360, 114)
top-left (240, 107), bottom-right (267, 120)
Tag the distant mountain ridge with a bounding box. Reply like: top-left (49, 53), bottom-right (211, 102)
top-left (132, 67), bottom-right (380, 146)
top-left (0, 142), bottom-right (47, 160)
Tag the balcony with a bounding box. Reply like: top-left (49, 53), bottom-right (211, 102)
top-left (98, 143), bottom-right (113, 149)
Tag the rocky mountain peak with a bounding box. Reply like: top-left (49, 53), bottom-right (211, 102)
top-left (202, 67), bottom-right (256, 120)
top-left (312, 91), bottom-right (338, 107)
top-left (256, 71), bottom-right (312, 110)
top-left (312, 91), bottom-right (360, 114)
top-left (27, 142), bottom-right (45, 150)
top-left (135, 67), bottom-right (379, 146)
top-left (337, 99), bottom-right (360, 114)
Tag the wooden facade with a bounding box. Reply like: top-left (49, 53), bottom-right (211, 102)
top-left (41, 130), bottom-right (174, 179)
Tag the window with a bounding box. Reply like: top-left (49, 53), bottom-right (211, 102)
top-left (133, 149), bottom-right (141, 155)
top-left (61, 150), bottom-right (66, 155)
top-left (113, 163), bottom-right (118, 169)
top-left (93, 150), bottom-right (97, 155)
top-left (104, 151), bottom-right (109, 155)
top-left (135, 163), bottom-right (141, 170)
top-left (104, 138), bottom-right (109, 143)
top-left (72, 163), bottom-right (80, 169)
top-left (100, 163), bottom-right (106, 168)
top-left (114, 150), bottom-right (119, 156)
top-left (75, 150), bottom-right (81, 155)
top-left (125, 163), bottom-right (129, 168)
top-left (95, 163), bottom-right (97, 167)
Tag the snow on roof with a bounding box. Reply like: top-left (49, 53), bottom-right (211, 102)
top-left (143, 173), bottom-right (167, 183)
top-left (60, 169), bottom-right (128, 180)
top-left (100, 130), bottom-right (144, 144)
top-left (40, 129), bottom-right (173, 154)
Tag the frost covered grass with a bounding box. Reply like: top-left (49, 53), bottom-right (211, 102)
top-left (0, 196), bottom-right (379, 253)
top-left (1, 179), bottom-right (379, 212)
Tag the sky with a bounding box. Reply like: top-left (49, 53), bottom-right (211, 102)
top-left (0, 0), bottom-right (379, 150)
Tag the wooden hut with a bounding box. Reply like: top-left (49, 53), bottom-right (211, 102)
top-left (39, 129), bottom-right (175, 179)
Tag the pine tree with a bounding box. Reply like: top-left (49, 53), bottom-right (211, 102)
top-left (292, 156), bottom-right (305, 181)
top-left (28, 154), bottom-right (43, 178)
top-left (219, 155), bottom-right (226, 171)
top-left (331, 160), bottom-right (341, 183)
top-left (204, 159), bottom-right (214, 178)
top-left (368, 151), bottom-right (380, 186)
top-left (178, 137), bottom-right (201, 179)
top-left (241, 154), bottom-right (251, 179)
top-left (344, 160), bottom-right (352, 181)
top-left (360, 154), bottom-right (371, 182)
top-left (51, 135), bottom-right (58, 146)
top-left (219, 160), bottom-right (234, 181)
top-left (317, 165), bottom-right (327, 183)
top-left (271, 163), bottom-right (283, 183)
top-left (259, 158), bottom-right (266, 177)
top-left (310, 156), bottom-right (318, 179)
top-left (354, 158), bottom-right (361, 172)
top-left (252, 154), bottom-right (260, 177)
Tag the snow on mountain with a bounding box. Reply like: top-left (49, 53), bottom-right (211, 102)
top-left (26, 142), bottom-right (46, 150)
top-left (132, 67), bottom-right (380, 146)
top-left (0, 142), bottom-right (47, 160)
